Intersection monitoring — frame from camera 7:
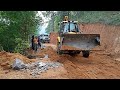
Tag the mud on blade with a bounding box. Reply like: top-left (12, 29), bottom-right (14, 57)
top-left (61, 34), bottom-right (100, 50)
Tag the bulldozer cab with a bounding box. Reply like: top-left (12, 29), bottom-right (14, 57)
top-left (59, 21), bottom-right (80, 34)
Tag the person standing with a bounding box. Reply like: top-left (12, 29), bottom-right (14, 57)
top-left (31, 35), bottom-right (34, 50)
top-left (33, 36), bottom-right (38, 52)
top-left (38, 36), bottom-right (41, 48)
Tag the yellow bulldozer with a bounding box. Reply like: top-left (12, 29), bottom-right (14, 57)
top-left (57, 16), bottom-right (100, 58)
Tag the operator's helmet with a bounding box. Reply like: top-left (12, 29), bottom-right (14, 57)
top-left (64, 16), bottom-right (68, 21)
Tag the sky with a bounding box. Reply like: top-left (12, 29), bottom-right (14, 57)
top-left (37, 11), bottom-right (50, 34)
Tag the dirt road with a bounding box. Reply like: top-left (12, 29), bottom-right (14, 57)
top-left (43, 43), bottom-right (120, 79)
top-left (0, 43), bottom-right (120, 79)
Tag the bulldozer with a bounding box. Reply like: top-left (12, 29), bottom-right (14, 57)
top-left (57, 16), bottom-right (100, 58)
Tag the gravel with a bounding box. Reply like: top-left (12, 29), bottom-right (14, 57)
top-left (13, 59), bottom-right (63, 76)
top-left (44, 54), bottom-right (48, 58)
top-left (28, 61), bottom-right (63, 76)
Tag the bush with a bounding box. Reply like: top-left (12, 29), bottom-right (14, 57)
top-left (0, 44), bottom-right (4, 51)
top-left (14, 38), bottom-right (30, 55)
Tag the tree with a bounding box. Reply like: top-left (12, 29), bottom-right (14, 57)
top-left (43, 11), bottom-right (57, 33)
top-left (45, 11), bottom-right (120, 34)
top-left (0, 11), bottom-right (42, 52)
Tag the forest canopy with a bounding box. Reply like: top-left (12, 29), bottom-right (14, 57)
top-left (45, 11), bottom-right (120, 34)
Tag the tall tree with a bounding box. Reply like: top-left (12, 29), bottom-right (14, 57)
top-left (43, 11), bottom-right (57, 33)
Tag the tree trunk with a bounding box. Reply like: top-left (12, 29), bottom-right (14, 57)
top-left (51, 13), bottom-right (55, 32)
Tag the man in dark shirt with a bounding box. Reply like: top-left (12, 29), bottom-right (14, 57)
top-left (38, 36), bottom-right (41, 48)
top-left (31, 35), bottom-right (34, 50)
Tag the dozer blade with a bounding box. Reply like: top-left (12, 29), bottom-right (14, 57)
top-left (60, 34), bottom-right (100, 51)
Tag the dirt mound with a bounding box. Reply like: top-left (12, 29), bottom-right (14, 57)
top-left (0, 47), bottom-right (68, 79)
top-left (79, 23), bottom-right (120, 54)
top-left (49, 32), bottom-right (58, 45)
top-left (0, 51), bottom-right (36, 70)
top-left (36, 46), bottom-right (60, 61)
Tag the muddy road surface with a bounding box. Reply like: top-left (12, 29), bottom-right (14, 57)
top-left (0, 43), bottom-right (120, 79)
top-left (43, 44), bottom-right (120, 79)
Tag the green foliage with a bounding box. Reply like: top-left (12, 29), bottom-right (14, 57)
top-left (0, 11), bottom-right (42, 52)
top-left (45, 19), bottom-right (53, 34)
top-left (14, 38), bottom-right (30, 54)
top-left (45, 11), bottom-right (120, 33)
top-left (54, 15), bottom-right (61, 32)
top-left (0, 44), bottom-right (3, 51)
top-left (71, 11), bottom-right (120, 25)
